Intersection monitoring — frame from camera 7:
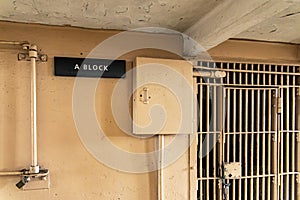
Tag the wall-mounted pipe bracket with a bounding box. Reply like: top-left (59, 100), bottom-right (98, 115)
top-left (16, 168), bottom-right (49, 189)
top-left (0, 168), bottom-right (49, 190)
top-left (18, 44), bottom-right (47, 62)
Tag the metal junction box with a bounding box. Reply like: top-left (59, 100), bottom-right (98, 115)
top-left (133, 57), bottom-right (194, 135)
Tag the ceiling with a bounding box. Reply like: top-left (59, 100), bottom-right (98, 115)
top-left (0, 0), bottom-right (221, 31)
top-left (236, 3), bottom-right (300, 44)
top-left (0, 0), bottom-right (299, 51)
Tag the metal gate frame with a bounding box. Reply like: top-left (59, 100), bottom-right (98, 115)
top-left (195, 61), bottom-right (300, 200)
top-left (222, 87), bottom-right (279, 200)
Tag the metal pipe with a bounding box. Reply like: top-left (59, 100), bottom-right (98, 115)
top-left (0, 40), bottom-right (29, 46)
top-left (29, 45), bottom-right (39, 174)
top-left (158, 135), bottom-right (164, 200)
top-left (0, 171), bottom-right (23, 176)
top-left (193, 71), bottom-right (226, 78)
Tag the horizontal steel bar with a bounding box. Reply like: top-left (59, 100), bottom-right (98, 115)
top-left (224, 131), bottom-right (276, 135)
top-left (278, 172), bottom-right (300, 175)
top-left (197, 177), bottom-right (221, 181)
top-left (224, 174), bottom-right (277, 180)
top-left (189, 59), bottom-right (300, 67)
top-left (197, 131), bottom-right (222, 134)
top-left (197, 82), bottom-right (282, 87)
top-left (279, 85), bottom-right (300, 88)
top-left (224, 87), bottom-right (278, 90)
top-left (194, 66), bottom-right (300, 75)
top-left (279, 130), bottom-right (300, 133)
top-left (198, 174), bottom-right (277, 181)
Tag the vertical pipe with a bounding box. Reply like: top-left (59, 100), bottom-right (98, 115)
top-left (158, 135), bottom-right (164, 200)
top-left (29, 45), bottom-right (39, 173)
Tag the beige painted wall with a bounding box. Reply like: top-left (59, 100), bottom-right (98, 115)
top-left (0, 22), bottom-right (190, 200)
top-left (0, 21), bottom-right (299, 200)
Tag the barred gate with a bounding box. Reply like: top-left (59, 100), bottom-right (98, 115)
top-left (195, 61), bottom-right (300, 200)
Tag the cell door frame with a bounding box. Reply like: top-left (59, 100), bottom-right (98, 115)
top-left (221, 86), bottom-right (280, 200)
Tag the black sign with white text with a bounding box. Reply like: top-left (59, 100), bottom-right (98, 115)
top-left (54, 57), bottom-right (126, 78)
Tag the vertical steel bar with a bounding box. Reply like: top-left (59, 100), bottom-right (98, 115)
top-left (267, 65), bottom-right (272, 200)
top-left (239, 64), bottom-right (242, 200)
top-left (250, 64), bottom-right (255, 200)
top-left (206, 84), bottom-right (210, 200)
top-left (199, 76), bottom-right (203, 200)
top-left (217, 62), bottom-right (224, 200)
top-left (262, 64), bottom-right (266, 200)
top-left (245, 87), bottom-right (249, 200)
top-left (295, 66), bottom-right (300, 200)
top-left (217, 85), bottom-right (223, 200)
top-left (227, 89), bottom-right (230, 163)
top-left (232, 63), bottom-right (236, 200)
top-left (280, 66), bottom-right (284, 200)
top-left (256, 88), bottom-right (261, 200)
top-left (244, 64), bottom-right (249, 200)
top-left (271, 89), bottom-right (278, 200)
top-left (291, 66), bottom-right (296, 200)
top-left (256, 65), bottom-right (261, 200)
top-left (286, 66), bottom-right (290, 200)
top-left (213, 63), bottom-right (217, 200)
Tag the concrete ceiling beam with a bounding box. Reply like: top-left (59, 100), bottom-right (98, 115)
top-left (183, 0), bottom-right (297, 57)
